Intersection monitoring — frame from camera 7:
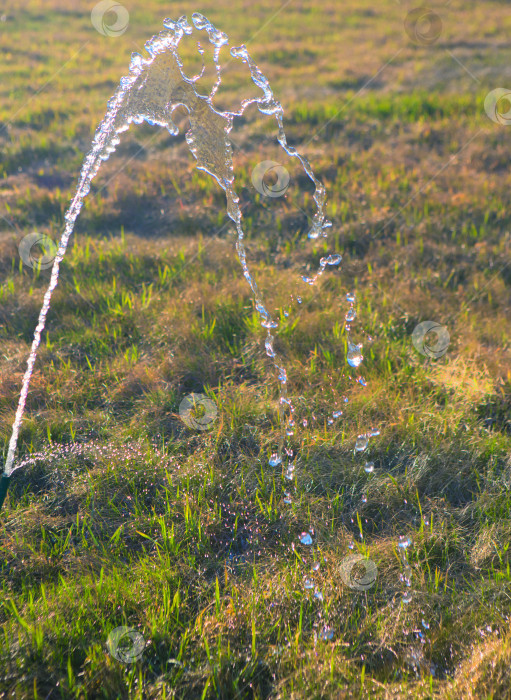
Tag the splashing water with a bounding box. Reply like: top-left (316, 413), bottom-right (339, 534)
top-left (3, 13), bottom-right (332, 477)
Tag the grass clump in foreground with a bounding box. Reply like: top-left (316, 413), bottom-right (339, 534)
top-left (1, 0), bottom-right (511, 697)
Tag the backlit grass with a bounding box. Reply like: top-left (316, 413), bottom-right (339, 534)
top-left (1, 1), bottom-right (511, 698)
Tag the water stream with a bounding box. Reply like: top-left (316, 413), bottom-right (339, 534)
top-left (3, 13), bottom-right (331, 477)
top-left (2, 12), bottom-right (424, 655)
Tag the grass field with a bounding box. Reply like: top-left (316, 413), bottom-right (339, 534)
top-left (1, 0), bottom-right (511, 697)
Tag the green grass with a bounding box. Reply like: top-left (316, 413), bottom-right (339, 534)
top-left (1, 0), bottom-right (511, 697)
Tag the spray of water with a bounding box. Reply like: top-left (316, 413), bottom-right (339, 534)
top-left (3, 13), bottom-right (331, 478)
top-left (0, 14), bottom-right (422, 661)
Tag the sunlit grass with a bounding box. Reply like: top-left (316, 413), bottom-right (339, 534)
top-left (1, 0), bottom-right (511, 697)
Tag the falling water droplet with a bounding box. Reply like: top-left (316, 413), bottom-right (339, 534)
top-left (345, 308), bottom-right (356, 322)
top-left (269, 453), bottom-right (281, 467)
top-left (357, 376), bottom-right (367, 387)
top-left (284, 464), bottom-right (295, 480)
top-left (398, 536), bottom-right (412, 549)
top-left (347, 341), bottom-right (364, 368)
top-left (314, 590), bottom-right (324, 601)
top-left (332, 410), bottom-right (343, 419)
top-left (361, 494), bottom-right (367, 503)
top-left (324, 253), bottom-right (342, 266)
top-left (304, 578), bottom-right (314, 589)
top-left (312, 561), bottom-right (320, 571)
top-left (265, 337), bottom-right (276, 358)
top-left (354, 434), bottom-right (369, 452)
top-left (346, 292), bottom-right (356, 303)
top-left (402, 592), bottom-right (412, 604)
top-left (299, 532), bottom-right (313, 545)
top-left (283, 492), bottom-right (292, 505)
top-left (422, 619), bottom-right (430, 630)
top-left (364, 462), bottom-right (375, 473)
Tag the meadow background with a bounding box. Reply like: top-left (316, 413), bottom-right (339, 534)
top-left (1, 0), bottom-right (511, 697)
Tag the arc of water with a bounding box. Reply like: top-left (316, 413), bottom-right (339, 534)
top-left (1, 14), bottom-right (331, 507)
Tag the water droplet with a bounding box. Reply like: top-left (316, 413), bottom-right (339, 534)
top-left (265, 337), bottom-right (276, 358)
top-left (332, 410), bottom-right (343, 419)
top-left (402, 592), bottom-right (412, 604)
top-left (284, 465), bottom-right (295, 481)
top-left (422, 619), bottom-right (430, 630)
top-left (357, 376), bottom-right (367, 387)
top-left (354, 435), bottom-right (369, 452)
top-left (369, 428), bottom-right (380, 437)
top-left (299, 532), bottom-right (313, 545)
top-left (283, 492), bottom-right (292, 505)
top-left (302, 419), bottom-right (308, 427)
top-left (347, 341), bottom-right (363, 368)
top-left (364, 462), bottom-right (375, 473)
top-left (346, 292), bottom-right (356, 303)
top-left (345, 308), bottom-right (356, 322)
top-left (261, 318), bottom-right (279, 329)
top-left (398, 536), bottom-right (412, 549)
top-left (327, 418), bottom-right (334, 425)
top-left (312, 562), bottom-right (320, 571)
top-left (314, 590), bottom-right (324, 601)
top-left (304, 578), bottom-right (314, 589)
top-left (297, 297), bottom-right (302, 304)
top-left (269, 453), bottom-right (281, 467)
top-left (324, 254), bottom-right (342, 266)
top-left (361, 494), bottom-right (367, 503)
